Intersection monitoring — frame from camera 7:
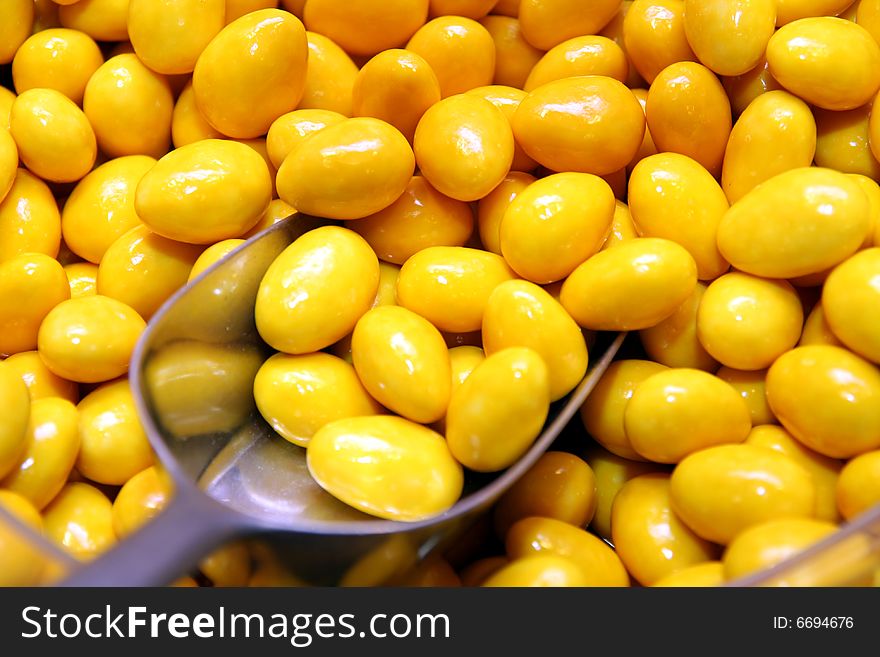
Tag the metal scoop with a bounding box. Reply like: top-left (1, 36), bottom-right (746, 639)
top-left (61, 216), bottom-right (625, 587)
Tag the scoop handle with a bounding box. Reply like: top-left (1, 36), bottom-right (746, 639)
top-left (60, 490), bottom-right (241, 587)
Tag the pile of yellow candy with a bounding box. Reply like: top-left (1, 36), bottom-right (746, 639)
top-left (1, 0), bottom-right (880, 587)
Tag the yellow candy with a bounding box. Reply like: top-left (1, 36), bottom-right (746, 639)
top-left (766, 345), bottom-right (880, 458)
top-left (446, 347), bottom-right (550, 472)
top-left (746, 424), bottom-right (842, 523)
top-left (243, 198), bottom-right (296, 239)
top-left (518, 0), bottom-right (622, 50)
top-left (505, 516), bottom-right (630, 587)
top-left (717, 167), bottom-right (871, 278)
top-left (682, 0), bottom-right (777, 76)
top-left (278, 117), bottom-right (414, 219)
top-left (500, 172), bottom-right (615, 284)
top-left (482, 279), bottom-right (589, 401)
top-left (448, 345), bottom-right (484, 390)
top-left (624, 88), bottom-right (656, 172)
top-left (0, 88), bottom-right (15, 132)
top-left (352, 305), bottom-right (450, 424)
top-left (347, 176), bottom-right (473, 265)
top-left (858, 0), bottom-right (880, 42)
top-left (697, 272), bottom-right (804, 371)
top-left (76, 379), bottom-right (154, 486)
top-left (776, 0), bottom-right (861, 26)
top-left (513, 76), bottom-right (645, 176)
top-left (170, 81), bottom-right (226, 148)
top-left (144, 341), bottom-right (263, 438)
top-left (37, 295), bottom-right (145, 384)
top-left (580, 360), bottom-right (667, 461)
top-left (57, 0), bottom-right (128, 40)
top-left (721, 90), bottom-right (817, 204)
top-left (406, 17), bottom-right (495, 97)
top-left (43, 482), bottom-right (116, 560)
top-left (61, 156), bottom-right (155, 264)
top-left (623, 0), bottom-right (695, 85)
top-left (256, 226), bottom-right (379, 354)
top-left (815, 104), bottom-right (880, 180)
top-left (299, 31), bottom-right (358, 117)
top-left (111, 466), bottom-right (171, 539)
top-left (97, 225), bottom-right (201, 320)
top-left (600, 1), bottom-right (644, 89)
top-left (560, 237), bottom-right (698, 331)
top-left (602, 200), bottom-right (640, 249)
top-left (12, 28), bottom-right (104, 104)
top-left (0, 490), bottom-right (45, 586)
top-left (307, 415), bottom-right (463, 521)
top-left (726, 57), bottom-right (782, 110)
top-left (628, 152), bottom-right (729, 280)
top-left (0, 129), bottom-right (15, 206)
top-left (800, 301), bottom-right (843, 348)
top-left (1, 0), bottom-right (34, 64)
top-left (483, 555), bottom-right (587, 587)
top-left (646, 61), bottom-right (732, 176)
top-left (0, 253), bottom-right (70, 356)
top-left (225, 0), bottom-right (278, 22)
top-left (83, 54), bottom-right (173, 158)
top-left (266, 108), bottom-right (345, 170)
top-left (479, 15), bottom-right (544, 90)
top-left (624, 368), bottom-right (752, 463)
top-left (493, 451), bottom-right (597, 537)
top-left (583, 445), bottom-right (666, 540)
top-left (823, 248), bottom-right (880, 363)
top-left (524, 36), bottom-right (628, 91)
top-left (836, 449), bottom-right (880, 520)
top-left (723, 518), bottom-right (837, 580)
top-left (304, 0), bottom-right (429, 57)
top-left (639, 283), bottom-right (719, 371)
top-left (10, 88), bottom-right (96, 183)
top-left (199, 540), bottom-right (252, 587)
top-left (1, 351), bottom-right (78, 403)
top-left (1, 398), bottom-right (79, 510)
top-left (766, 16), bottom-right (880, 111)
top-left (670, 443), bottom-right (817, 544)
top-left (612, 473), bottom-right (718, 585)
top-left (187, 239), bottom-right (245, 283)
top-left (0, 362), bottom-right (30, 480)
top-left (414, 94), bottom-right (512, 203)
top-left (849, 173), bottom-right (879, 248)
top-left (0, 169), bottom-right (61, 264)
top-left (477, 172), bottom-right (535, 255)
top-left (652, 561), bottom-right (725, 587)
top-left (193, 9), bottom-right (308, 138)
top-left (396, 246), bottom-right (516, 333)
top-left (351, 50), bottom-right (440, 145)
top-left (716, 367), bottom-right (775, 426)
top-left (254, 352), bottom-right (382, 447)
top-left (463, 85), bottom-right (538, 172)
top-left (128, 0), bottom-right (224, 75)
top-left (136, 139), bottom-right (271, 244)
top-left (64, 262), bottom-right (98, 299)
top-left (429, 0), bottom-right (496, 18)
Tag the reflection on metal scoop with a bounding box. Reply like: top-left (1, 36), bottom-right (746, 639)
top-left (61, 215), bottom-right (625, 587)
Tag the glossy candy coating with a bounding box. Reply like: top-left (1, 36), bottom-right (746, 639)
top-left (278, 117), bottom-right (414, 219)
top-left (256, 226), bottom-right (379, 354)
top-left (307, 415), bottom-right (463, 521)
top-left (352, 305), bottom-right (451, 424)
top-left (193, 9), bottom-right (309, 138)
